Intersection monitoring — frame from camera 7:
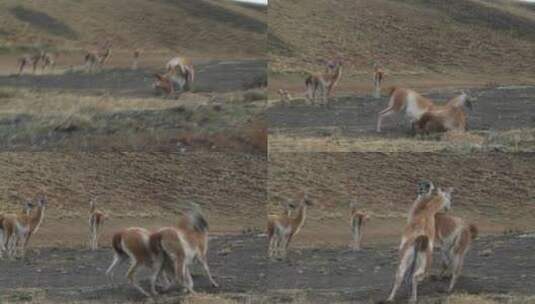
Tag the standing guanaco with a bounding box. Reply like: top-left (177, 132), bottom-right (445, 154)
top-left (1, 196), bottom-right (47, 258)
top-left (89, 198), bottom-right (108, 250)
top-left (267, 192), bottom-right (314, 258)
top-left (132, 49), bottom-right (141, 70)
top-left (373, 62), bottom-right (385, 98)
top-left (349, 200), bottom-right (370, 251)
top-left (0, 201), bottom-right (34, 258)
top-left (17, 52), bottom-right (42, 75)
top-left (165, 56), bottom-right (195, 92)
top-left (305, 60), bottom-right (343, 106)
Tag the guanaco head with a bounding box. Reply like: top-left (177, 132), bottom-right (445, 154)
top-left (23, 201), bottom-right (35, 215)
top-left (437, 187), bottom-right (454, 211)
top-left (302, 192), bottom-right (314, 207)
top-left (283, 200), bottom-right (296, 215)
top-left (152, 74), bottom-right (172, 93)
top-left (36, 195), bottom-right (48, 207)
top-left (416, 180), bottom-right (435, 198)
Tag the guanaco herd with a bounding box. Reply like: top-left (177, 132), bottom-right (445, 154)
top-left (277, 60), bottom-right (475, 135)
top-left (1, 198), bottom-right (218, 298)
top-left (267, 181), bottom-right (477, 303)
top-left (16, 41), bottom-right (195, 98)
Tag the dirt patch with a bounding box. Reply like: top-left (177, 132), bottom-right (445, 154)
top-left (0, 234), bottom-right (267, 303)
top-left (267, 86), bottom-right (535, 137)
top-left (1, 234), bottom-right (534, 303)
top-left (0, 60), bottom-right (267, 97)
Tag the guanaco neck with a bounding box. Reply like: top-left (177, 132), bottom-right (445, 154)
top-left (291, 203), bottom-right (307, 234)
top-left (29, 204), bottom-right (45, 233)
top-left (423, 195), bottom-right (447, 216)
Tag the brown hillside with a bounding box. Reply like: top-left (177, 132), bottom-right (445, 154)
top-left (0, 152), bottom-right (266, 230)
top-left (269, 0), bottom-right (535, 75)
top-left (0, 0), bottom-right (266, 58)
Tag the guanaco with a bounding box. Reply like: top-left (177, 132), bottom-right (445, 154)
top-left (305, 60), bottom-right (343, 106)
top-left (278, 89), bottom-right (292, 106)
top-left (350, 200), bottom-right (370, 251)
top-left (386, 188), bottom-right (453, 303)
top-left (40, 52), bottom-right (57, 72)
top-left (89, 198), bottom-right (108, 250)
top-left (149, 203), bottom-right (218, 295)
top-left (17, 52), bottom-right (42, 75)
top-left (267, 192), bottom-right (314, 258)
top-left (152, 70), bottom-right (176, 97)
top-left (376, 87), bottom-right (436, 133)
top-left (435, 213), bottom-right (478, 292)
top-left (414, 180), bottom-right (478, 292)
top-left (165, 56), bottom-right (195, 92)
top-left (106, 227), bottom-right (156, 297)
top-left (132, 49), bottom-right (141, 70)
top-left (1, 196), bottom-right (47, 258)
top-left (415, 93), bottom-right (474, 134)
top-left (84, 42), bottom-right (112, 72)
top-left (373, 62), bottom-right (385, 98)
top-left (0, 201), bottom-right (34, 258)
top-left (149, 227), bottom-right (192, 295)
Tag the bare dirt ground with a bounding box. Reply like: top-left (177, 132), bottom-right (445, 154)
top-left (0, 59), bottom-right (267, 97)
top-left (267, 85), bottom-right (535, 152)
top-left (1, 233), bottom-right (534, 303)
top-left (267, 86), bottom-right (535, 137)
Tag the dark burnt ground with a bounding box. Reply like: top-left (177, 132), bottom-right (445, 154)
top-left (0, 59), bottom-right (266, 97)
top-left (267, 86), bottom-right (535, 137)
top-left (1, 233), bottom-right (535, 303)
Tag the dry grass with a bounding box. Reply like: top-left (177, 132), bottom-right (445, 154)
top-left (0, 87), bottom-right (265, 151)
top-left (268, 129), bottom-right (535, 153)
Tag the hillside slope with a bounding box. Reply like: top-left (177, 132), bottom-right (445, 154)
top-left (0, 0), bottom-right (266, 58)
top-left (269, 0), bottom-right (535, 75)
top-left (0, 153), bottom-right (266, 225)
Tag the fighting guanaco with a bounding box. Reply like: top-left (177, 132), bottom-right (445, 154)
top-left (305, 60), bottom-right (343, 106)
top-left (350, 200), bottom-right (370, 251)
top-left (106, 227), bottom-right (156, 296)
top-left (89, 198), bottom-right (108, 250)
top-left (267, 192), bottom-right (314, 258)
top-left (376, 87), bottom-right (435, 133)
top-left (414, 93), bottom-right (474, 134)
top-left (415, 180), bottom-right (477, 292)
top-left (386, 188), bottom-right (453, 303)
top-left (149, 205), bottom-right (218, 295)
top-left (165, 56), bottom-right (195, 92)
